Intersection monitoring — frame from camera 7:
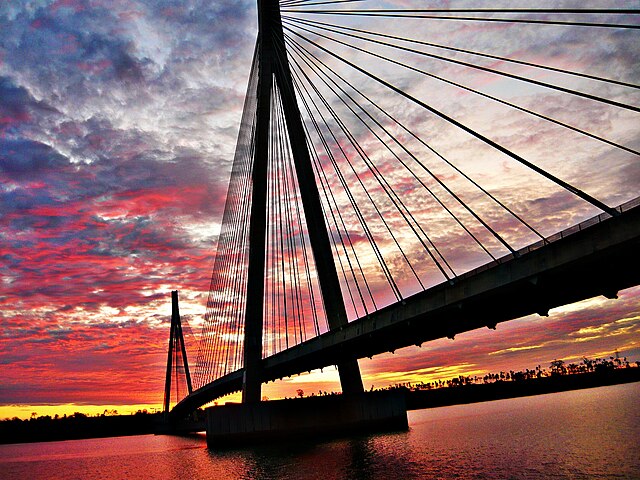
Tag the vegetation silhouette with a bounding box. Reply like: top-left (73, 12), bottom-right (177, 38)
top-left (289, 356), bottom-right (639, 411)
top-left (0, 409), bottom-right (162, 445)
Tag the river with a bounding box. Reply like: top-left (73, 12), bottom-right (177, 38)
top-left (1, 383), bottom-right (638, 479)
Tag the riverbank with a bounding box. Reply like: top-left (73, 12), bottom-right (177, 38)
top-left (404, 367), bottom-right (640, 410)
top-left (0, 411), bottom-right (163, 445)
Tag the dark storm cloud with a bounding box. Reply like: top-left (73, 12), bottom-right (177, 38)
top-left (0, 77), bottom-right (35, 132)
top-left (0, 138), bottom-right (68, 176)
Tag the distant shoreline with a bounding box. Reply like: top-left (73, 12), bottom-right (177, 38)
top-left (0, 411), bottom-right (163, 445)
top-left (2, 368), bottom-right (638, 445)
top-left (405, 367), bottom-right (640, 411)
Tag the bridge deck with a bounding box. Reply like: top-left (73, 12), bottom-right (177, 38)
top-left (171, 201), bottom-right (640, 419)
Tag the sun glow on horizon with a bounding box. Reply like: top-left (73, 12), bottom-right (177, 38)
top-left (0, 403), bottom-right (164, 421)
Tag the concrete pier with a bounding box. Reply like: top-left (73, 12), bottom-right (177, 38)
top-left (206, 390), bottom-right (408, 448)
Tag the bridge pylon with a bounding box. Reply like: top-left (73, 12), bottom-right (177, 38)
top-left (242, 0), bottom-right (364, 403)
top-left (163, 290), bottom-right (193, 415)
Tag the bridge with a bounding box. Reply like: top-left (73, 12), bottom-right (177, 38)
top-left (164, 1), bottom-right (640, 422)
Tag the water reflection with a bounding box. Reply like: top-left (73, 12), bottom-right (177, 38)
top-left (208, 431), bottom-right (414, 480)
top-left (345, 437), bottom-right (377, 480)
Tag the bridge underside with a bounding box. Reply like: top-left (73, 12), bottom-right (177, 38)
top-left (171, 205), bottom-right (640, 419)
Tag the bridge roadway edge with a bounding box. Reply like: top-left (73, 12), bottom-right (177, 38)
top-left (171, 204), bottom-right (640, 419)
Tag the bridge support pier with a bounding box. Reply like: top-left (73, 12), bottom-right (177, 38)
top-left (205, 391), bottom-right (407, 448)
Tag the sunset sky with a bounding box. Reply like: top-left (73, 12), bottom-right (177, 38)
top-left (1, 1), bottom-right (639, 420)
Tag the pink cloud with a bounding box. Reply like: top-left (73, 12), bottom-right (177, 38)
top-left (118, 10), bottom-right (144, 22)
top-left (50, 0), bottom-right (86, 14)
top-left (30, 19), bottom-right (45, 30)
top-left (0, 112), bottom-right (31, 129)
top-left (56, 33), bottom-right (80, 54)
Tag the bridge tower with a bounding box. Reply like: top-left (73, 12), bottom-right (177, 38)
top-left (242, 0), bottom-right (364, 403)
top-left (163, 290), bottom-right (193, 414)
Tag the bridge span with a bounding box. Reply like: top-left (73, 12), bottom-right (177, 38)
top-left (171, 200), bottom-right (640, 419)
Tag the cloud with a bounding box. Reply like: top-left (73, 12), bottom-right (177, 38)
top-left (1, 138), bottom-right (68, 176)
top-left (1, 1), bottom-right (638, 412)
top-left (0, 1), bottom-right (257, 408)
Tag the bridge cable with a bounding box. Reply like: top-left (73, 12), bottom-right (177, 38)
top-left (285, 37), bottom-right (504, 265)
top-left (277, 87), bottom-right (327, 337)
top-left (284, 26), bottom-right (621, 218)
top-left (293, 73), bottom-right (383, 315)
top-left (283, 17), bottom-right (639, 158)
top-left (214, 117), bottom-right (253, 378)
top-left (285, 34), bottom-right (548, 248)
top-left (286, 34), bottom-right (516, 261)
top-left (275, 88), bottom-right (308, 344)
top-left (285, 53), bottom-right (402, 303)
top-left (286, 41), bottom-right (460, 276)
top-left (280, 9), bottom-right (640, 30)
top-left (209, 50), bottom-right (257, 379)
top-left (300, 99), bottom-right (378, 317)
top-left (286, 35), bottom-right (519, 265)
top-left (273, 29), bottom-right (391, 311)
top-left (284, 19), bottom-right (639, 115)
top-left (265, 102), bottom-right (274, 357)
top-left (283, 6), bottom-right (640, 15)
top-left (288, 55), bottom-right (427, 291)
top-left (281, 0), bottom-right (367, 8)
top-left (271, 87), bottom-right (289, 350)
top-left (205, 107), bottom-right (253, 379)
top-left (290, 65), bottom-right (378, 318)
top-left (272, 31), bottom-right (370, 321)
top-left (195, 45), bottom-right (259, 385)
top-left (285, 43), bottom-right (425, 294)
top-left (267, 108), bottom-right (283, 355)
top-left (285, 16), bottom-right (639, 92)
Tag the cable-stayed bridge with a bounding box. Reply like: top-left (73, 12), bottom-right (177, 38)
top-left (164, 1), bottom-right (640, 420)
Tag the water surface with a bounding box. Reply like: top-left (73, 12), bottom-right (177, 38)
top-left (2, 383), bottom-right (638, 479)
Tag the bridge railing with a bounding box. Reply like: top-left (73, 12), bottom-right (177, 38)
top-left (457, 196), bottom-right (640, 282)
